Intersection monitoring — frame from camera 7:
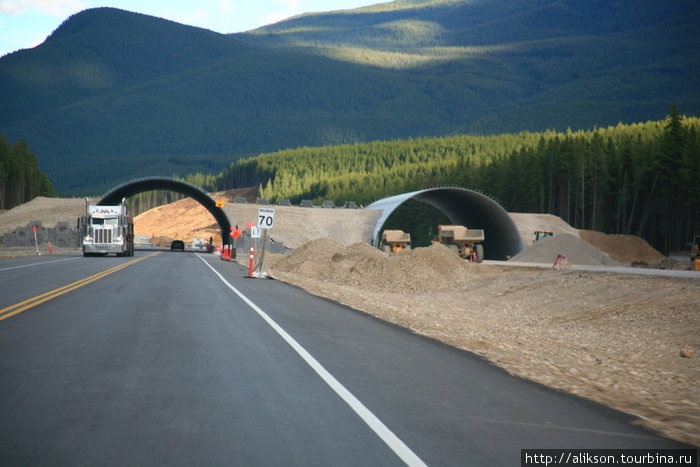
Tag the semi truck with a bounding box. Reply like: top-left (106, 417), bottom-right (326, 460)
top-left (79, 198), bottom-right (134, 257)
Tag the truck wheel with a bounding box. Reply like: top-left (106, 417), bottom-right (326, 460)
top-left (475, 244), bottom-right (484, 263)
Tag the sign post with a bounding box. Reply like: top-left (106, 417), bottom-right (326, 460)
top-left (253, 208), bottom-right (275, 277)
top-left (32, 225), bottom-right (40, 255)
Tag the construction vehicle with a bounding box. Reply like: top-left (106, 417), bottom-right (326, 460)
top-left (433, 225), bottom-right (485, 262)
top-left (379, 229), bottom-right (411, 253)
top-left (79, 198), bottom-right (134, 257)
top-left (534, 230), bottom-right (554, 241)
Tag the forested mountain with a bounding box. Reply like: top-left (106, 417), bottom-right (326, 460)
top-left (0, 0), bottom-right (698, 195)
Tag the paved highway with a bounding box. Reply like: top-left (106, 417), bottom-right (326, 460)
top-left (0, 251), bottom-right (691, 466)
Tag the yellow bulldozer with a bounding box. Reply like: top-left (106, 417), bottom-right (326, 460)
top-left (433, 225), bottom-right (485, 262)
top-left (379, 229), bottom-right (411, 253)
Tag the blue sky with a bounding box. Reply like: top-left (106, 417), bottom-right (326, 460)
top-left (0, 0), bottom-right (388, 57)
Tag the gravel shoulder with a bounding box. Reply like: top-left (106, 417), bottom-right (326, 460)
top-left (264, 240), bottom-right (699, 446)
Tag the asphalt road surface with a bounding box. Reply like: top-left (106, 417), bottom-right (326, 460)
top-left (0, 251), bottom-right (692, 466)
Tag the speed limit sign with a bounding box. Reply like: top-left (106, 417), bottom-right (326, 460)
top-left (257, 207), bottom-right (275, 230)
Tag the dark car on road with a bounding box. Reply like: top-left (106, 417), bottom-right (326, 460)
top-left (170, 240), bottom-right (185, 251)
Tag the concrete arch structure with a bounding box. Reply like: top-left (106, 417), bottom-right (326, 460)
top-left (367, 187), bottom-right (522, 260)
top-left (99, 177), bottom-right (232, 244)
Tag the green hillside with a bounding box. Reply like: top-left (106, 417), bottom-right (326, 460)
top-left (0, 0), bottom-right (698, 195)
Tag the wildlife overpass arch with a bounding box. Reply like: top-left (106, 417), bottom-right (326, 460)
top-left (99, 177), bottom-right (231, 244)
top-left (366, 187), bottom-right (522, 260)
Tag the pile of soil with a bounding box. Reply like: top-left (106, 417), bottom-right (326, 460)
top-left (271, 239), bottom-right (500, 293)
top-left (510, 233), bottom-right (623, 266)
top-left (579, 230), bottom-right (666, 265)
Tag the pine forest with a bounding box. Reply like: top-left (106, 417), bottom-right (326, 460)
top-left (0, 134), bottom-right (56, 210)
top-left (211, 106), bottom-right (699, 254)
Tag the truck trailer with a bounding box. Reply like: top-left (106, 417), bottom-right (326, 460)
top-left (79, 198), bottom-right (134, 257)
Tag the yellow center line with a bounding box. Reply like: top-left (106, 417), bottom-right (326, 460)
top-left (0, 252), bottom-right (160, 322)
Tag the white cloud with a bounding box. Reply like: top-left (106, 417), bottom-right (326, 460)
top-left (0, 0), bottom-right (84, 16)
top-left (219, 0), bottom-right (233, 14)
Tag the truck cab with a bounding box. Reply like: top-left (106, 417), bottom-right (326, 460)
top-left (80, 198), bottom-right (134, 257)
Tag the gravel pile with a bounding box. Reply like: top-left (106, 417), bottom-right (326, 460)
top-left (509, 233), bottom-right (623, 266)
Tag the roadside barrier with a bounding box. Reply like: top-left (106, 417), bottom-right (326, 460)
top-left (248, 246), bottom-right (255, 277)
top-left (221, 244), bottom-right (234, 261)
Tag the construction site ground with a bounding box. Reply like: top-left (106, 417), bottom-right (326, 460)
top-left (1, 195), bottom-right (698, 445)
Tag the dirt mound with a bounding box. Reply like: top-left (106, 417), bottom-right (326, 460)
top-left (134, 197), bottom-right (220, 242)
top-left (579, 230), bottom-right (665, 265)
top-left (0, 197), bottom-right (89, 235)
top-left (510, 233), bottom-right (622, 266)
top-left (271, 239), bottom-right (500, 293)
top-left (133, 188), bottom-right (255, 242)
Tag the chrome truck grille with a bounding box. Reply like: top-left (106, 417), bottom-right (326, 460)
top-left (94, 228), bottom-right (112, 244)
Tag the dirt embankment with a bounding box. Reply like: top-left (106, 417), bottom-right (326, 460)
top-left (267, 239), bottom-right (699, 446)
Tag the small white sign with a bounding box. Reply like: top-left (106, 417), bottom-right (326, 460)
top-left (257, 207), bottom-right (275, 230)
top-left (250, 226), bottom-right (261, 238)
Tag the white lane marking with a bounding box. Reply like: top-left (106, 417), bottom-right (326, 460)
top-left (0, 257), bottom-right (81, 272)
top-left (196, 254), bottom-right (428, 467)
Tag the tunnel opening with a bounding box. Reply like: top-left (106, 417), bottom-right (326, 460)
top-left (367, 187), bottom-right (522, 260)
top-left (381, 198), bottom-right (450, 248)
top-left (98, 177), bottom-right (232, 245)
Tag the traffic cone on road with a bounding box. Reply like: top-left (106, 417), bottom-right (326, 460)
top-left (48, 241), bottom-right (54, 254)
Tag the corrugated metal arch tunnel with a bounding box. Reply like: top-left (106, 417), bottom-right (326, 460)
top-left (367, 188), bottom-right (522, 260)
top-left (99, 177), bottom-right (232, 244)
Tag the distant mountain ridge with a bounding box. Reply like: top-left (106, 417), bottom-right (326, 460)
top-left (0, 0), bottom-right (698, 195)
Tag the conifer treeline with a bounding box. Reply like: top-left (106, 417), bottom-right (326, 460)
top-left (0, 134), bottom-right (56, 210)
top-left (213, 108), bottom-right (699, 253)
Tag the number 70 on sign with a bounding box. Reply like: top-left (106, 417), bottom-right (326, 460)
top-left (257, 207), bottom-right (275, 230)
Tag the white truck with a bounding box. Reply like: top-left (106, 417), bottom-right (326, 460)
top-left (79, 198), bottom-right (134, 257)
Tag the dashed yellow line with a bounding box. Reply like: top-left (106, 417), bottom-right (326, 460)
top-left (0, 252), bottom-right (160, 322)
